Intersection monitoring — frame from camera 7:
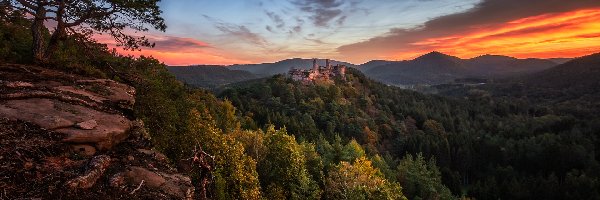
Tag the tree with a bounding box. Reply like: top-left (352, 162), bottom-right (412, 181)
top-left (187, 108), bottom-right (262, 200)
top-left (259, 126), bottom-right (321, 199)
top-left (396, 153), bottom-right (454, 200)
top-left (8, 0), bottom-right (166, 62)
top-left (341, 139), bottom-right (366, 162)
top-left (325, 156), bottom-right (407, 200)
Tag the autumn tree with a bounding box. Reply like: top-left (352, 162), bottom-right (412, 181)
top-left (187, 108), bottom-right (261, 200)
top-left (259, 126), bottom-right (321, 199)
top-left (8, 0), bottom-right (165, 62)
top-left (325, 156), bottom-right (407, 200)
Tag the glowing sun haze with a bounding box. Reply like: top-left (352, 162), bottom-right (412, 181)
top-left (101, 0), bottom-right (600, 65)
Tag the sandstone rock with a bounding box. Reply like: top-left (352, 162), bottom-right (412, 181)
top-left (76, 79), bottom-right (136, 110)
top-left (66, 155), bottom-right (111, 189)
top-left (0, 98), bottom-right (131, 150)
top-left (0, 99), bottom-right (75, 129)
top-left (75, 120), bottom-right (98, 130)
top-left (54, 85), bottom-right (108, 103)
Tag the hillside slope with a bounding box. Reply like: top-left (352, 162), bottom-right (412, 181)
top-left (366, 51), bottom-right (467, 85)
top-left (525, 52), bottom-right (600, 91)
top-left (220, 68), bottom-right (600, 199)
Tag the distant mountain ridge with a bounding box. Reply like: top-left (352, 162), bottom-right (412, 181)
top-left (169, 52), bottom-right (570, 88)
top-left (361, 52), bottom-right (560, 85)
top-left (167, 66), bottom-right (257, 89)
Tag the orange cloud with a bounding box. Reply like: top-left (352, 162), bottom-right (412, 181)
top-left (391, 9), bottom-right (600, 60)
top-left (94, 34), bottom-right (252, 65)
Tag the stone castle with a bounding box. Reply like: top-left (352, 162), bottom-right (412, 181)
top-left (288, 59), bottom-right (347, 83)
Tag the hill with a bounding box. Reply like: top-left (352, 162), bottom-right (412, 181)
top-left (525, 52), bottom-right (600, 91)
top-left (220, 68), bottom-right (600, 199)
top-left (437, 52), bottom-right (600, 118)
top-left (167, 65), bottom-right (257, 89)
top-left (464, 55), bottom-right (556, 77)
top-left (362, 52), bottom-right (557, 86)
top-left (516, 52), bottom-right (600, 116)
top-left (357, 60), bottom-right (397, 72)
top-left (365, 51), bottom-right (467, 85)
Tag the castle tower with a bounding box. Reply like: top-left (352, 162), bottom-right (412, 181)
top-left (326, 59), bottom-right (330, 68)
top-left (313, 59), bottom-right (318, 71)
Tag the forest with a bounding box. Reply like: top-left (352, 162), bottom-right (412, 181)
top-left (2, 2), bottom-right (600, 199)
top-left (220, 68), bottom-right (600, 199)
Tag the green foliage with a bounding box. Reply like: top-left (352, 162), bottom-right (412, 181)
top-left (129, 59), bottom-right (261, 199)
top-left (397, 153), bottom-right (454, 200)
top-left (341, 139), bottom-right (366, 163)
top-left (258, 127), bottom-right (321, 199)
top-left (222, 68), bottom-right (600, 199)
top-left (0, 9), bottom-right (37, 63)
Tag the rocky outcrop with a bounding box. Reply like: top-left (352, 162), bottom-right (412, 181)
top-left (0, 64), bottom-right (194, 199)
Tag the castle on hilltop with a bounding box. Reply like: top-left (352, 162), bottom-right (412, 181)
top-left (288, 59), bottom-right (346, 83)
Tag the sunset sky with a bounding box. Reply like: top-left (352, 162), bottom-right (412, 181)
top-left (102, 0), bottom-right (600, 65)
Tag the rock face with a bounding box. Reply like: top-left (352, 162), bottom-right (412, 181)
top-left (0, 64), bottom-right (194, 199)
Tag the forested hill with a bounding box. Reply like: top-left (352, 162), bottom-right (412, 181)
top-left (220, 68), bottom-right (600, 199)
top-left (450, 52), bottom-right (600, 118)
top-left (362, 52), bottom-right (557, 86)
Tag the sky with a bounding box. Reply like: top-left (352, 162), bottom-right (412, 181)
top-left (100, 0), bottom-right (600, 65)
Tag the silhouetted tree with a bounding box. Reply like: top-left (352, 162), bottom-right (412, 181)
top-left (8, 0), bottom-right (165, 62)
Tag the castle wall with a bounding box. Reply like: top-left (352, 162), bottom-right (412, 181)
top-left (287, 59), bottom-right (347, 83)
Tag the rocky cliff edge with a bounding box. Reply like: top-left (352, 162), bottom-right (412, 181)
top-left (0, 64), bottom-right (195, 199)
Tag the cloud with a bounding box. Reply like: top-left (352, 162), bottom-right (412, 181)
top-left (203, 15), bottom-right (268, 46)
top-left (265, 11), bottom-right (285, 29)
top-left (95, 33), bottom-right (248, 65)
top-left (151, 36), bottom-right (212, 52)
top-left (338, 0), bottom-right (600, 62)
top-left (292, 0), bottom-right (355, 27)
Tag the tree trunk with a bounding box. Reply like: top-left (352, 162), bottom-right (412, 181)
top-left (31, 6), bottom-right (46, 63)
top-left (45, 26), bottom-right (65, 60)
top-left (44, 0), bottom-right (66, 60)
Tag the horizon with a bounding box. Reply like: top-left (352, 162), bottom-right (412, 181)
top-left (97, 0), bottom-right (600, 66)
top-left (166, 51), bottom-right (578, 67)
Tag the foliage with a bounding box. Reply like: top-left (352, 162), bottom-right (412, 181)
top-left (8, 0), bottom-right (166, 61)
top-left (258, 126), bottom-right (321, 199)
top-left (397, 153), bottom-right (454, 200)
top-left (0, 8), bottom-right (38, 63)
top-left (325, 157), bottom-right (407, 200)
top-left (221, 68), bottom-right (600, 199)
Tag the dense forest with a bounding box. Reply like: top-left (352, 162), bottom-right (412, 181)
top-left (221, 68), bottom-right (600, 199)
top-left (3, 3), bottom-right (600, 199)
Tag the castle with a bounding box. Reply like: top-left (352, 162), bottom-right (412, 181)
top-left (288, 59), bottom-right (347, 83)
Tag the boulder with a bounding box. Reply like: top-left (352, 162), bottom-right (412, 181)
top-left (0, 98), bottom-right (131, 150)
